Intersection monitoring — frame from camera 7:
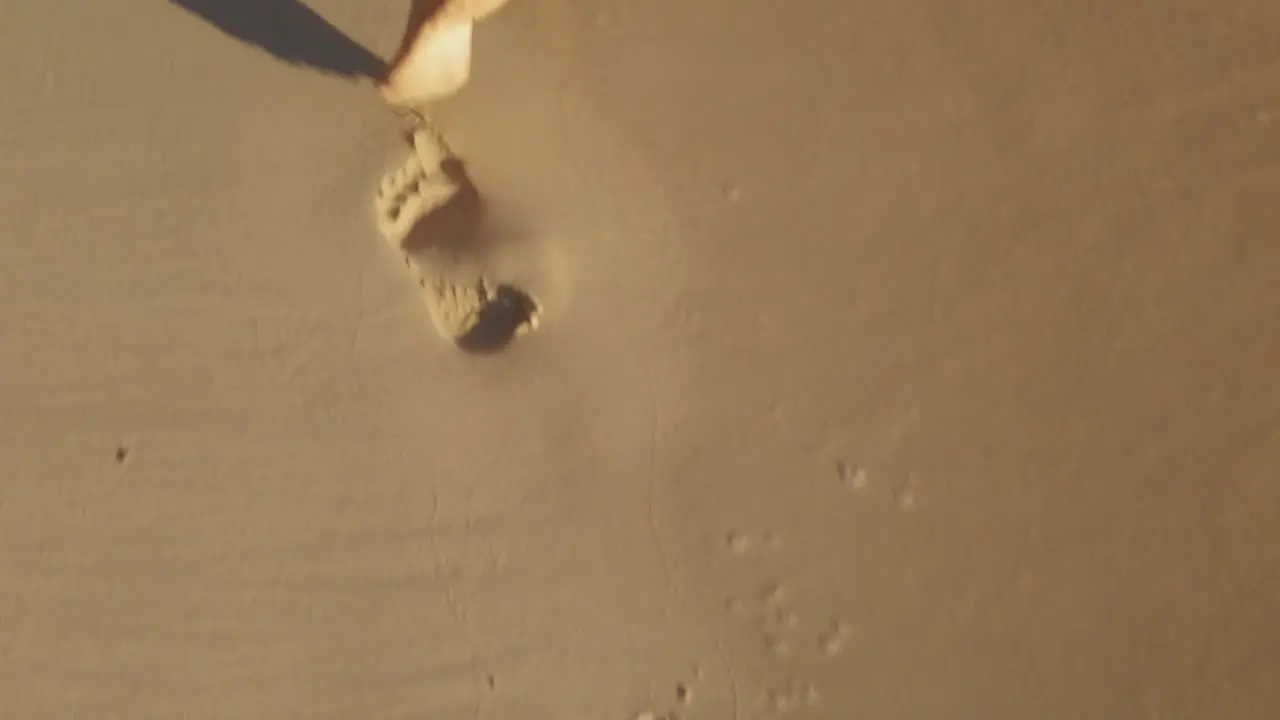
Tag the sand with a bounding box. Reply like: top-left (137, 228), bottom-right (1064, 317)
top-left (1, 0), bottom-right (1278, 718)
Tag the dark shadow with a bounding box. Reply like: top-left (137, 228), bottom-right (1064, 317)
top-left (402, 155), bottom-right (541, 355)
top-left (169, 0), bottom-right (387, 80)
top-left (455, 284), bottom-right (541, 354)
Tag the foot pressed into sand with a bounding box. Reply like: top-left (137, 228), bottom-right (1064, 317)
top-left (374, 125), bottom-right (540, 349)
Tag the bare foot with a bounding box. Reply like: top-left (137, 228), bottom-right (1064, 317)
top-left (378, 0), bottom-right (516, 111)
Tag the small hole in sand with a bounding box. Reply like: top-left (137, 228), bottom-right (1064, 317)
top-left (455, 284), bottom-right (541, 354)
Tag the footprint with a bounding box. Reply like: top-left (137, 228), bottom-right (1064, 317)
top-left (766, 635), bottom-right (792, 658)
top-left (725, 531), bottom-right (753, 555)
top-left (819, 619), bottom-right (851, 657)
top-left (767, 609), bottom-right (800, 631)
top-left (724, 530), bottom-right (782, 555)
top-left (766, 680), bottom-right (820, 715)
top-left (374, 123), bottom-right (540, 350)
top-left (893, 475), bottom-right (919, 511)
top-left (632, 712), bottom-right (680, 720)
top-left (727, 596), bottom-right (747, 616)
top-left (895, 487), bottom-right (917, 510)
top-left (763, 582), bottom-right (789, 608)
top-left (836, 460), bottom-right (869, 491)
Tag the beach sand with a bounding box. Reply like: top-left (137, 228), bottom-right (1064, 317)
top-left (1, 0), bottom-right (1277, 717)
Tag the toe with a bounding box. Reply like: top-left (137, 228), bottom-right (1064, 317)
top-left (377, 174), bottom-right (399, 203)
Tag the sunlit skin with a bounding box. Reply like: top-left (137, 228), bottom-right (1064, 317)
top-left (378, 0), bottom-right (515, 110)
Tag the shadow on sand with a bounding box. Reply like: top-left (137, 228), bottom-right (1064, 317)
top-left (169, 0), bottom-right (387, 80)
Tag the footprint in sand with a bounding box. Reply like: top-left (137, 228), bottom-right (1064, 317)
top-left (375, 123), bottom-right (541, 351)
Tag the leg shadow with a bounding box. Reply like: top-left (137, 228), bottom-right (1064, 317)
top-left (169, 0), bottom-right (387, 80)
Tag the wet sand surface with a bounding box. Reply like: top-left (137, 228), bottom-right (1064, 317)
top-left (1, 1), bottom-right (1277, 718)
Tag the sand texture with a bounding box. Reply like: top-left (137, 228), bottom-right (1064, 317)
top-left (2, 0), bottom-right (1279, 718)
